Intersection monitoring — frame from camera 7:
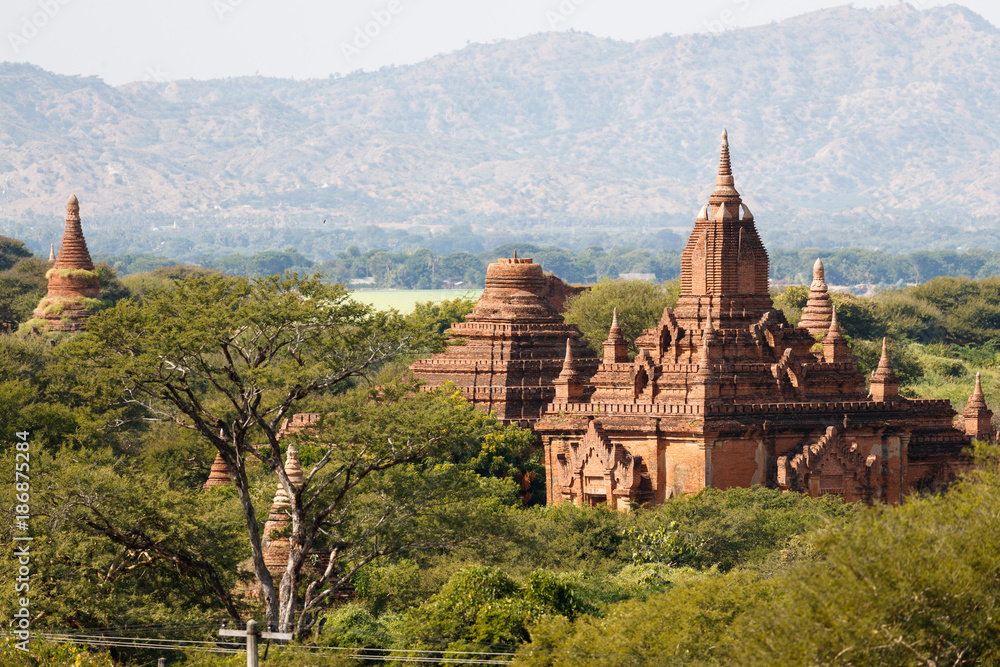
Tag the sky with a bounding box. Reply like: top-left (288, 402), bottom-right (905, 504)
top-left (1, 0), bottom-right (997, 85)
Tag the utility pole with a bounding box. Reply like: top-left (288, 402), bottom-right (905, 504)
top-left (220, 619), bottom-right (293, 667)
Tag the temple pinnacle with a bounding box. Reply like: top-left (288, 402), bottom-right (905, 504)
top-left (718, 129), bottom-right (732, 178)
top-left (709, 129), bottom-right (740, 204)
top-left (48, 244), bottom-right (55, 262)
top-left (813, 258), bottom-right (825, 281)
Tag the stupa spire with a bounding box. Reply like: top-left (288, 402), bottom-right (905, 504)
top-left (54, 194), bottom-right (94, 271)
top-left (48, 244), bottom-right (55, 262)
top-left (202, 452), bottom-right (232, 489)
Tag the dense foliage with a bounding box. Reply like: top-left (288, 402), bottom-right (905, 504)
top-left (3, 256), bottom-right (1000, 665)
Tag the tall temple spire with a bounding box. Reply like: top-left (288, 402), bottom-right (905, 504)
top-left (678, 130), bottom-right (769, 306)
top-left (800, 258), bottom-right (834, 335)
top-left (48, 244), bottom-right (55, 262)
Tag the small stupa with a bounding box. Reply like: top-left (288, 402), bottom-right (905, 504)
top-left (30, 195), bottom-right (100, 333)
top-left (798, 258), bottom-right (834, 336)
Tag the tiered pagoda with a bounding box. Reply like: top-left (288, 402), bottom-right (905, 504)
top-left (31, 195), bottom-right (101, 333)
top-left (410, 254), bottom-right (599, 427)
top-left (534, 131), bottom-right (975, 508)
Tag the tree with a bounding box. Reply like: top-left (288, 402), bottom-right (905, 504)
top-left (0, 235), bottom-right (33, 272)
top-left (562, 279), bottom-right (680, 357)
top-left (0, 446), bottom-right (250, 634)
top-left (64, 272), bottom-right (444, 633)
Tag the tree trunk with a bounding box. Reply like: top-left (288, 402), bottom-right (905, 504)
top-left (231, 458), bottom-right (280, 629)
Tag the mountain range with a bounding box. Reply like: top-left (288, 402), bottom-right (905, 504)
top-left (0, 3), bottom-right (999, 261)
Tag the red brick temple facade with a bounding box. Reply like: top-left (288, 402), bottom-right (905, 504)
top-left (31, 195), bottom-right (101, 333)
top-left (410, 254), bottom-right (598, 427)
top-left (466, 130), bottom-right (978, 509)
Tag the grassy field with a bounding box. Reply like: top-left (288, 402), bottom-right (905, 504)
top-left (349, 288), bottom-right (484, 313)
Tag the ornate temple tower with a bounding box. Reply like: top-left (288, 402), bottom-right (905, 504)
top-left (676, 130), bottom-right (770, 328)
top-left (410, 254), bottom-right (598, 426)
top-left (31, 195), bottom-right (101, 333)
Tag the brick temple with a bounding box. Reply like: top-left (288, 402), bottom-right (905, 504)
top-left (410, 130), bottom-right (984, 507)
top-left (410, 253), bottom-right (598, 427)
top-left (530, 131), bottom-right (981, 507)
top-left (31, 195), bottom-right (101, 333)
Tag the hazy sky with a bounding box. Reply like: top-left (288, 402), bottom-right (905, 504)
top-left (2, 0), bottom-right (996, 85)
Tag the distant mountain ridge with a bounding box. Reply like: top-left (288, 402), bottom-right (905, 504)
top-left (0, 3), bottom-right (999, 260)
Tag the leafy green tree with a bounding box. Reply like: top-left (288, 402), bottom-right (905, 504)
top-left (63, 273), bottom-right (435, 633)
top-left (65, 274), bottom-right (519, 637)
top-left (0, 258), bottom-right (48, 326)
top-left (0, 235), bottom-right (33, 271)
top-left (513, 569), bottom-right (769, 667)
top-left (732, 445), bottom-right (1000, 666)
top-left (401, 566), bottom-right (591, 657)
top-left (0, 446), bottom-right (250, 637)
top-left (829, 292), bottom-right (887, 341)
top-left (772, 285), bottom-right (809, 326)
top-left (406, 296), bottom-right (476, 337)
top-left (563, 279), bottom-right (680, 357)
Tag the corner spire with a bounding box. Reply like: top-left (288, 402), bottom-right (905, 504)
top-left (48, 243), bottom-right (55, 262)
top-left (969, 372), bottom-right (987, 409)
top-left (603, 309), bottom-right (628, 364)
top-left (822, 306), bottom-right (852, 364)
top-left (554, 337), bottom-right (584, 402)
top-left (870, 338), bottom-right (899, 401)
top-left (962, 372), bottom-right (994, 440)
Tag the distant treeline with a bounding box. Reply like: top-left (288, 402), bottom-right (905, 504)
top-left (98, 245), bottom-right (1000, 289)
